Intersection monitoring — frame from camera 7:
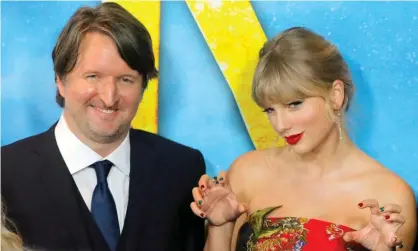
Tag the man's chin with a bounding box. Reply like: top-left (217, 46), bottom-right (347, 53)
top-left (87, 126), bottom-right (127, 143)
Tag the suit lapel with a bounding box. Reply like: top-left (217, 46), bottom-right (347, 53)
top-left (36, 126), bottom-right (92, 250)
top-left (36, 126), bottom-right (160, 250)
top-left (118, 130), bottom-right (159, 250)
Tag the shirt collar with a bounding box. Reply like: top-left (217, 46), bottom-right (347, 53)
top-left (54, 114), bottom-right (130, 176)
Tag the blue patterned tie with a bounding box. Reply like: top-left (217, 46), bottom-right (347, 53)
top-left (90, 160), bottom-right (120, 251)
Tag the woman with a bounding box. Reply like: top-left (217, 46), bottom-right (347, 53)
top-left (191, 27), bottom-right (416, 251)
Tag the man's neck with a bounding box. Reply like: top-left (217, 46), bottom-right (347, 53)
top-left (85, 137), bottom-right (126, 158)
top-left (62, 113), bottom-right (127, 158)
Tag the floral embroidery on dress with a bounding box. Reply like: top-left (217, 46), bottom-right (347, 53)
top-left (240, 206), bottom-right (368, 251)
top-left (325, 223), bottom-right (359, 251)
top-left (246, 206), bottom-right (309, 251)
top-left (326, 223), bottom-right (345, 240)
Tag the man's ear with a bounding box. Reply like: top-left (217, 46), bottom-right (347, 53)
top-left (56, 75), bottom-right (65, 98)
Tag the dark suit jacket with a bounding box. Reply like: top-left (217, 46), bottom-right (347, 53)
top-left (1, 124), bottom-right (206, 251)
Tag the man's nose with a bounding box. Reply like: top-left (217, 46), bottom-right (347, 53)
top-left (99, 78), bottom-right (118, 107)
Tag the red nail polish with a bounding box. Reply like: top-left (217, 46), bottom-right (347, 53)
top-left (200, 185), bottom-right (205, 189)
top-left (200, 213), bottom-right (204, 218)
top-left (358, 203), bottom-right (363, 207)
top-left (385, 215), bottom-right (390, 219)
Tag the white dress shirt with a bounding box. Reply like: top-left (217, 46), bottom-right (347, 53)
top-left (54, 115), bottom-right (130, 232)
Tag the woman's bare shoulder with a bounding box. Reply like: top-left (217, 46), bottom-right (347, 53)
top-left (228, 147), bottom-right (285, 176)
top-left (350, 151), bottom-right (417, 249)
top-left (359, 153), bottom-right (414, 199)
top-left (357, 153), bottom-right (415, 215)
top-left (227, 147), bottom-right (286, 200)
top-left (372, 163), bottom-right (415, 205)
top-left (364, 158), bottom-right (417, 248)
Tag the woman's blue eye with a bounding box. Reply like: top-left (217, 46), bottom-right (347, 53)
top-left (288, 101), bottom-right (303, 108)
top-left (262, 108), bottom-right (274, 113)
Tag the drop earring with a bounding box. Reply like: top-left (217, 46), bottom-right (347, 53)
top-left (336, 109), bottom-right (343, 141)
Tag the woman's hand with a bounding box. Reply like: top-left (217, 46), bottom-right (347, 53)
top-left (343, 199), bottom-right (405, 251)
top-left (190, 172), bottom-right (246, 226)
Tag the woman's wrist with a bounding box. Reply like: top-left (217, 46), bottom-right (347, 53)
top-left (205, 221), bottom-right (235, 250)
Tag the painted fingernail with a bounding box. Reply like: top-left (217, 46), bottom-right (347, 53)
top-left (385, 215), bottom-right (390, 220)
top-left (200, 185), bottom-right (205, 189)
top-left (200, 213), bottom-right (205, 218)
top-left (358, 203), bottom-right (363, 207)
top-left (198, 200), bottom-right (203, 206)
top-left (380, 207), bottom-right (384, 212)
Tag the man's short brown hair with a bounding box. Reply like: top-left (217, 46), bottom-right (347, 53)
top-left (52, 2), bottom-right (158, 107)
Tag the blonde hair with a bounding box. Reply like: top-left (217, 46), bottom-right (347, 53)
top-left (252, 27), bottom-right (354, 115)
top-left (1, 203), bottom-right (24, 251)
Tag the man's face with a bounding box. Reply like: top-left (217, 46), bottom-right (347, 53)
top-left (57, 32), bottom-right (143, 144)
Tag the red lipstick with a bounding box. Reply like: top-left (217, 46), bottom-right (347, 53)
top-left (285, 133), bottom-right (304, 145)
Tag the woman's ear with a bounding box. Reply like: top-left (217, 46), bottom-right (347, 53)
top-left (330, 80), bottom-right (345, 110)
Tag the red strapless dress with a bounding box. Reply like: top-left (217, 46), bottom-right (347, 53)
top-left (236, 206), bottom-right (368, 251)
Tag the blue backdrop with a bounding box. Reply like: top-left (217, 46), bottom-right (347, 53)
top-left (2, 1), bottom-right (418, 197)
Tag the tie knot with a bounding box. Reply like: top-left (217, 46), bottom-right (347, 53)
top-left (90, 160), bottom-right (114, 183)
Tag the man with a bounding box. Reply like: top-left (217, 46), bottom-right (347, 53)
top-left (1, 2), bottom-right (205, 251)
